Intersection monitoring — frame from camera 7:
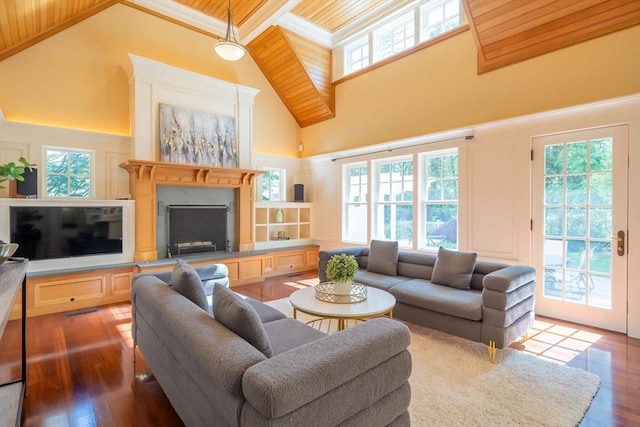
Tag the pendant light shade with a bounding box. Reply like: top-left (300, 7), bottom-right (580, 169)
top-left (214, 1), bottom-right (245, 61)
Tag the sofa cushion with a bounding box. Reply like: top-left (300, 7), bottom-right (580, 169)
top-left (390, 279), bottom-right (483, 321)
top-left (262, 318), bottom-right (327, 355)
top-left (213, 284), bottom-right (274, 357)
top-left (355, 271), bottom-right (409, 291)
top-left (171, 259), bottom-right (210, 313)
top-left (431, 247), bottom-right (477, 289)
top-left (367, 240), bottom-right (399, 276)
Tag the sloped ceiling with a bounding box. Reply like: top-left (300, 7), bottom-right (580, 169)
top-left (463, 0), bottom-right (640, 73)
top-left (1, 0), bottom-right (639, 126)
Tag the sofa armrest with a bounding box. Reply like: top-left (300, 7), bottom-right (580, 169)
top-left (318, 247), bottom-right (367, 281)
top-left (242, 317), bottom-right (411, 421)
top-left (482, 266), bottom-right (536, 326)
top-left (483, 265), bottom-right (536, 293)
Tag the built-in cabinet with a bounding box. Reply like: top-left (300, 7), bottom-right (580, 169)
top-left (254, 202), bottom-right (312, 250)
top-left (25, 267), bottom-right (134, 317)
top-left (18, 246), bottom-right (319, 318)
top-left (136, 246), bottom-right (320, 286)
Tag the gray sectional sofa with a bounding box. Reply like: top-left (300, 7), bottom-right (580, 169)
top-left (319, 242), bottom-right (536, 349)
top-left (131, 261), bottom-right (412, 427)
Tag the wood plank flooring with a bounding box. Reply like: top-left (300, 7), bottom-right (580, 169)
top-left (5, 271), bottom-right (638, 426)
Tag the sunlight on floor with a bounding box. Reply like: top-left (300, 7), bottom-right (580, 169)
top-left (519, 319), bottom-right (603, 365)
top-left (283, 277), bottom-right (319, 289)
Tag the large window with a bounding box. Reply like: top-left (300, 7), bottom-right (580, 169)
top-left (259, 168), bottom-right (285, 202)
top-left (342, 148), bottom-right (459, 250)
top-left (422, 150), bottom-right (458, 250)
top-left (376, 159), bottom-right (414, 247)
top-left (344, 164), bottom-right (368, 243)
top-left (44, 147), bottom-right (93, 198)
top-left (342, 0), bottom-right (465, 77)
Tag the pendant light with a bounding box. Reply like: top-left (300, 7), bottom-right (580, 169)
top-left (214, 0), bottom-right (246, 61)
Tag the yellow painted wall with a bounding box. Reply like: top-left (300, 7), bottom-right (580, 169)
top-left (301, 26), bottom-right (640, 156)
top-left (0, 3), bottom-right (299, 157)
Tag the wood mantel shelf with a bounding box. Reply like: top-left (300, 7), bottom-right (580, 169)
top-left (120, 160), bottom-right (263, 187)
top-left (120, 160), bottom-right (265, 262)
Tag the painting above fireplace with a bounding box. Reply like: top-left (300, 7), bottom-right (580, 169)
top-left (159, 103), bottom-right (238, 168)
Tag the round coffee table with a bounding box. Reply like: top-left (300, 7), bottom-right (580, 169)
top-left (289, 285), bottom-right (396, 331)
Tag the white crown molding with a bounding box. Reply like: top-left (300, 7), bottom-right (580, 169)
top-left (277, 13), bottom-right (332, 48)
top-left (239, 0), bottom-right (298, 45)
top-left (130, 0), bottom-right (227, 37)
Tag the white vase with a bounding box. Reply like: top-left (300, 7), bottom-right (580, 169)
top-left (333, 280), bottom-right (353, 295)
top-left (275, 208), bottom-right (284, 223)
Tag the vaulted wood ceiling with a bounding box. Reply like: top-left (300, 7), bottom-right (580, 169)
top-left (464, 0), bottom-right (640, 73)
top-left (1, 0), bottom-right (639, 127)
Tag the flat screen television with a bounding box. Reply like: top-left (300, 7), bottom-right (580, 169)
top-left (10, 206), bottom-right (123, 260)
top-left (167, 205), bottom-right (228, 257)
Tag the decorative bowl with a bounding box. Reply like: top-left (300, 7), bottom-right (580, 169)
top-left (0, 242), bottom-right (19, 265)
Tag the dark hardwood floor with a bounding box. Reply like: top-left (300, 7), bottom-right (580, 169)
top-left (9, 271), bottom-right (639, 426)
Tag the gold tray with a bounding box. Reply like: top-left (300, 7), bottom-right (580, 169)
top-left (315, 282), bottom-right (368, 304)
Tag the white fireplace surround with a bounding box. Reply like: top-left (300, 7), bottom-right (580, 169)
top-left (122, 53), bottom-right (259, 167)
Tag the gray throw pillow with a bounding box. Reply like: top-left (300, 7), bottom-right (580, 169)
top-left (431, 247), bottom-right (477, 290)
top-left (367, 240), bottom-right (399, 276)
top-left (212, 284), bottom-right (274, 357)
top-left (171, 259), bottom-right (210, 313)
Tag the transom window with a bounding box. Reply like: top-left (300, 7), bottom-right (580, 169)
top-left (373, 11), bottom-right (415, 62)
top-left (345, 36), bottom-right (370, 73)
top-left (341, 0), bottom-right (465, 77)
top-left (44, 147), bottom-right (93, 198)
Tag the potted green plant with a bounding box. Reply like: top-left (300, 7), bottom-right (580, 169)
top-left (0, 157), bottom-right (35, 189)
top-left (325, 253), bottom-right (359, 294)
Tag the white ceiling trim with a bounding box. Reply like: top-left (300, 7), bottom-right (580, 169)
top-left (239, 0), bottom-right (299, 45)
top-left (131, 0), bottom-right (227, 37)
top-left (277, 13), bottom-right (332, 47)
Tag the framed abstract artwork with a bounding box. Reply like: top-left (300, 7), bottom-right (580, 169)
top-left (159, 103), bottom-right (238, 168)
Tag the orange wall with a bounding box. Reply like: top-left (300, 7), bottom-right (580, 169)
top-left (301, 25), bottom-right (640, 156)
top-left (0, 3), bottom-right (300, 157)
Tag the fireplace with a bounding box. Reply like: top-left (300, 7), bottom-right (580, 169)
top-left (120, 160), bottom-right (263, 262)
top-left (157, 186), bottom-right (235, 258)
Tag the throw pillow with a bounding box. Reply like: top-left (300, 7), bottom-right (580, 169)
top-left (431, 247), bottom-right (477, 290)
top-left (367, 240), bottom-right (399, 276)
top-left (171, 259), bottom-right (210, 313)
top-left (212, 284), bottom-right (274, 357)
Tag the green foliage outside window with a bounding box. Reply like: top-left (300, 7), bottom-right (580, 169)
top-left (46, 149), bottom-right (91, 197)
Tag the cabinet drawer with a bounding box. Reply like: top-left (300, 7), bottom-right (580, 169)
top-left (33, 276), bottom-right (107, 307)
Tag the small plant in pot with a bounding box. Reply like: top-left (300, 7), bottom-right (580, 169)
top-left (325, 253), bottom-right (359, 295)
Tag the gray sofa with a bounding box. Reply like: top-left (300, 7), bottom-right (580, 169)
top-left (131, 263), bottom-right (412, 427)
top-left (319, 243), bottom-right (536, 349)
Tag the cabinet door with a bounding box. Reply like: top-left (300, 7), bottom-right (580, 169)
top-left (111, 271), bottom-right (133, 297)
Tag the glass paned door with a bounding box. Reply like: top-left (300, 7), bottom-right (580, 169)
top-left (532, 125), bottom-right (628, 333)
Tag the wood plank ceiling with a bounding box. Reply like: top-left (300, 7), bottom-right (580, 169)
top-left (1, 0), bottom-right (639, 126)
top-left (464, 0), bottom-right (640, 73)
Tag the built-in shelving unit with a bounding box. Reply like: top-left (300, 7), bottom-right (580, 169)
top-left (254, 202), bottom-right (312, 249)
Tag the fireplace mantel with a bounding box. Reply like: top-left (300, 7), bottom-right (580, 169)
top-left (120, 160), bottom-right (264, 261)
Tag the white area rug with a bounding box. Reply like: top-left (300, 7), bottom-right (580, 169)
top-left (266, 298), bottom-right (600, 427)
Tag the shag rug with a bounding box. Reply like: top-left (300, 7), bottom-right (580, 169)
top-left (265, 298), bottom-right (600, 427)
